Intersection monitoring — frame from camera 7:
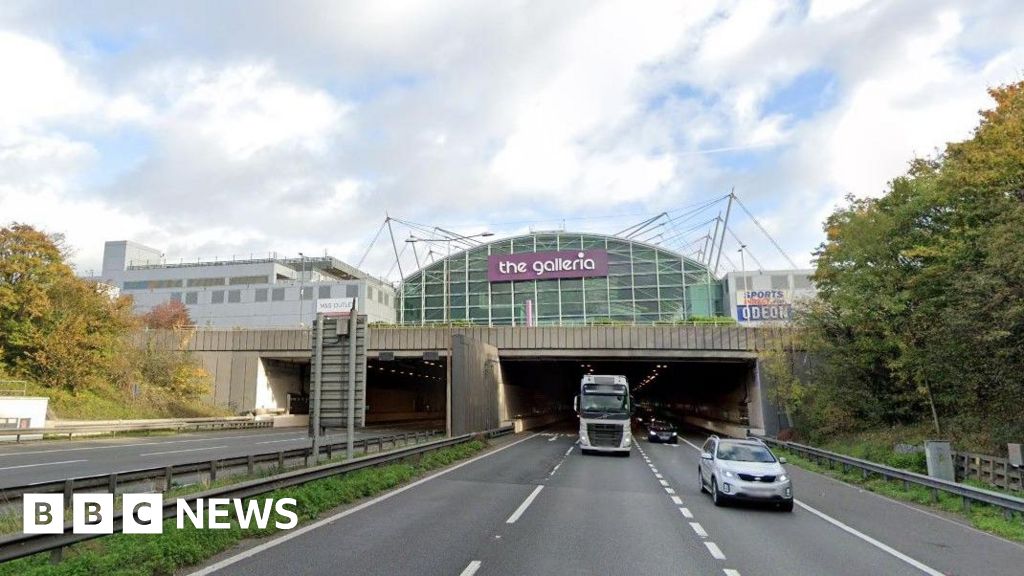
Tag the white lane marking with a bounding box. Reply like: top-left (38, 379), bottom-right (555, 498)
top-left (681, 438), bottom-right (702, 451)
top-left (670, 496), bottom-right (683, 505)
top-left (459, 560), bottom-right (482, 576)
top-left (655, 473), bottom-right (663, 479)
top-left (565, 446), bottom-right (574, 456)
top-left (670, 444), bottom-right (678, 448)
top-left (549, 464), bottom-right (561, 476)
top-left (658, 479), bottom-right (669, 487)
top-left (796, 500), bottom-right (945, 576)
top-left (705, 542), bottom-right (726, 560)
top-left (0, 432), bottom-right (304, 457)
top-left (140, 445), bottom-right (228, 457)
top-left (665, 487), bottom-right (675, 494)
top-left (0, 459), bottom-right (87, 471)
top-left (506, 485), bottom-right (545, 524)
top-left (548, 435), bottom-right (558, 442)
top-left (680, 507), bottom-right (693, 519)
top-left (690, 522), bottom-right (709, 538)
top-left (723, 570), bottom-right (741, 576)
top-left (187, 434), bottom-right (539, 576)
top-left (256, 438), bottom-right (306, 445)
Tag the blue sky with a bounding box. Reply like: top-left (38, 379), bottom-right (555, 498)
top-left (1, 0), bottom-right (1022, 280)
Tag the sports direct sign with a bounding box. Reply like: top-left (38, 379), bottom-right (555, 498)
top-left (488, 250), bottom-right (609, 282)
top-left (736, 289), bottom-right (792, 322)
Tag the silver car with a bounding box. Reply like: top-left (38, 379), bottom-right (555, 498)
top-left (698, 436), bottom-right (793, 511)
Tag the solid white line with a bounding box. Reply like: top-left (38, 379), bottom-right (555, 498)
top-left (705, 542), bottom-right (726, 560)
top-left (724, 568), bottom-right (741, 575)
top-left (506, 485), bottom-right (545, 524)
top-left (459, 560), bottom-right (482, 576)
top-left (681, 438), bottom-right (702, 451)
top-left (680, 507), bottom-right (693, 519)
top-left (796, 500), bottom-right (945, 576)
top-left (256, 438), bottom-right (305, 445)
top-left (140, 445), bottom-right (228, 456)
top-left (665, 487), bottom-right (675, 494)
top-left (0, 431), bottom-right (303, 457)
top-left (670, 496), bottom-right (683, 505)
top-left (690, 522), bottom-right (708, 538)
top-left (187, 434), bottom-right (539, 576)
top-left (0, 459), bottom-right (87, 471)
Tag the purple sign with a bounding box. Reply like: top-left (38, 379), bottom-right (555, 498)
top-left (488, 250), bottom-right (609, 282)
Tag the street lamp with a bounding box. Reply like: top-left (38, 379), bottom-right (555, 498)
top-left (738, 244), bottom-right (747, 322)
top-left (298, 252), bottom-right (306, 327)
top-left (405, 231), bottom-right (493, 437)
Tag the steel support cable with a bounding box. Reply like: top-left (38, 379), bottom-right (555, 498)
top-left (726, 227), bottom-right (765, 271)
top-left (732, 194), bottom-right (798, 269)
top-left (356, 218), bottom-right (389, 269)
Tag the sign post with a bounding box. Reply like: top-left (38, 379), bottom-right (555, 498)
top-left (311, 312), bottom-right (324, 464)
top-left (346, 299), bottom-right (357, 459)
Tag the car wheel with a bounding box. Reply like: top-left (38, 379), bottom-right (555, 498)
top-left (712, 478), bottom-right (726, 507)
top-left (699, 468), bottom-right (708, 493)
top-left (779, 500), bottom-right (794, 512)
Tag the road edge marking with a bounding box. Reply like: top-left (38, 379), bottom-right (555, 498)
top-left (186, 434), bottom-right (539, 576)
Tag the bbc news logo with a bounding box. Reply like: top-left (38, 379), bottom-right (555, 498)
top-left (23, 494), bottom-right (299, 534)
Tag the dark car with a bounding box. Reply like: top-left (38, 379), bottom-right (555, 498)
top-left (646, 421), bottom-right (678, 444)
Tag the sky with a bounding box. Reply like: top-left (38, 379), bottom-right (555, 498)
top-left (1, 0), bottom-right (1022, 280)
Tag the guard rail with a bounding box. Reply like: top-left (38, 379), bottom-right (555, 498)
top-left (761, 437), bottom-right (1024, 518)
top-left (2, 416), bottom-right (273, 442)
top-left (0, 426), bottom-right (513, 563)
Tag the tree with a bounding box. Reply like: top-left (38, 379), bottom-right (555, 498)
top-left (795, 81), bottom-right (1024, 448)
top-left (141, 300), bottom-right (193, 329)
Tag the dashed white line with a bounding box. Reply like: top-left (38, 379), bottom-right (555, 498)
top-left (664, 487), bottom-right (675, 494)
top-left (140, 445), bottom-right (228, 457)
top-left (548, 435), bottom-right (558, 442)
top-left (723, 570), bottom-right (741, 576)
top-left (506, 485), bottom-right (544, 524)
top-left (655, 473), bottom-right (663, 479)
top-left (256, 438), bottom-right (305, 445)
top-left (0, 458), bottom-right (87, 471)
top-left (690, 522), bottom-right (709, 538)
top-left (459, 560), bottom-right (482, 576)
top-left (549, 464), bottom-right (561, 476)
top-left (679, 507), bottom-right (693, 519)
top-left (565, 446), bottom-right (574, 456)
top-left (705, 542), bottom-right (726, 560)
top-left (186, 433), bottom-right (539, 576)
top-left (670, 495), bottom-right (683, 505)
top-left (796, 501), bottom-right (945, 576)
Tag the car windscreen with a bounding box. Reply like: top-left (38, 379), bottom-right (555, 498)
top-left (581, 393), bottom-right (628, 413)
top-left (716, 444), bottom-right (776, 462)
top-left (650, 423), bottom-right (674, 431)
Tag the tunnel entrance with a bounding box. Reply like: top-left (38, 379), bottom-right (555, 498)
top-left (364, 355), bottom-right (446, 429)
top-left (499, 357), bottom-right (761, 436)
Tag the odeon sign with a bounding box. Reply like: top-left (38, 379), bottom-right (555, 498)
top-left (488, 250), bottom-right (609, 282)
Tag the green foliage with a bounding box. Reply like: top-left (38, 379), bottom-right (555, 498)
top-left (789, 82), bottom-right (1024, 450)
top-left (0, 441), bottom-right (486, 576)
top-left (0, 223), bottom-right (217, 418)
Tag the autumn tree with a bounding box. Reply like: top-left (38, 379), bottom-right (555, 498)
top-left (141, 300), bottom-right (193, 329)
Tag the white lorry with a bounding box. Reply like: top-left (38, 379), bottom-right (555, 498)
top-left (575, 374), bottom-right (632, 456)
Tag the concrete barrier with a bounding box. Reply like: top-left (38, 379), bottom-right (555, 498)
top-left (681, 415), bottom-right (763, 438)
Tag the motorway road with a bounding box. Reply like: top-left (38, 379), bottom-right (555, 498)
top-left (0, 425), bottom-right (433, 488)
top-left (189, 428), bottom-right (1024, 576)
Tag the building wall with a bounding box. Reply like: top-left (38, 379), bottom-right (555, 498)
top-left (724, 269), bottom-right (816, 326)
top-left (98, 242), bottom-right (397, 328)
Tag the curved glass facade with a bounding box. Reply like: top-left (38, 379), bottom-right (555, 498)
top-left (399, 232), bottom-right (724, 326)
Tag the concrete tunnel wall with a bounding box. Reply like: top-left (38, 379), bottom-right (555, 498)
top-left (451, 335), bottom-right (503, 435)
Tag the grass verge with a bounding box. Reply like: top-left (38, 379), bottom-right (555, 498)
top-left (0, 439), bottom-right (486, 576)
top-left (778, 448), bottom-right (1024, 543)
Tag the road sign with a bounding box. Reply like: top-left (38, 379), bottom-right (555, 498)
top-left (316, 298), bottom-right (357, 316)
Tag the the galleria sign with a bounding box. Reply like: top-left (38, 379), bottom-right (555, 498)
top-left (488, 250), bottom-right (609, 282)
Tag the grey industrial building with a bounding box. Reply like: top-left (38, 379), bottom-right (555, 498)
top-left (97, 240), bottom-right (397, 328)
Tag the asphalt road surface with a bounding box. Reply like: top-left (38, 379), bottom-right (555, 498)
top-left (187, 428), bottom-right (1024, 576)
top-left (0, 424), bottom-right (434, 488)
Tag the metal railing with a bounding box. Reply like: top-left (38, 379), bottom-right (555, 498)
top-left (0, 426), bottom-right (513, 563)
top-left (1, 417), bottom-right (272, 442)
top-left (0, 430), bottom-right (444, 505)
top-left (761, 438), bottom-right (1024, 518)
